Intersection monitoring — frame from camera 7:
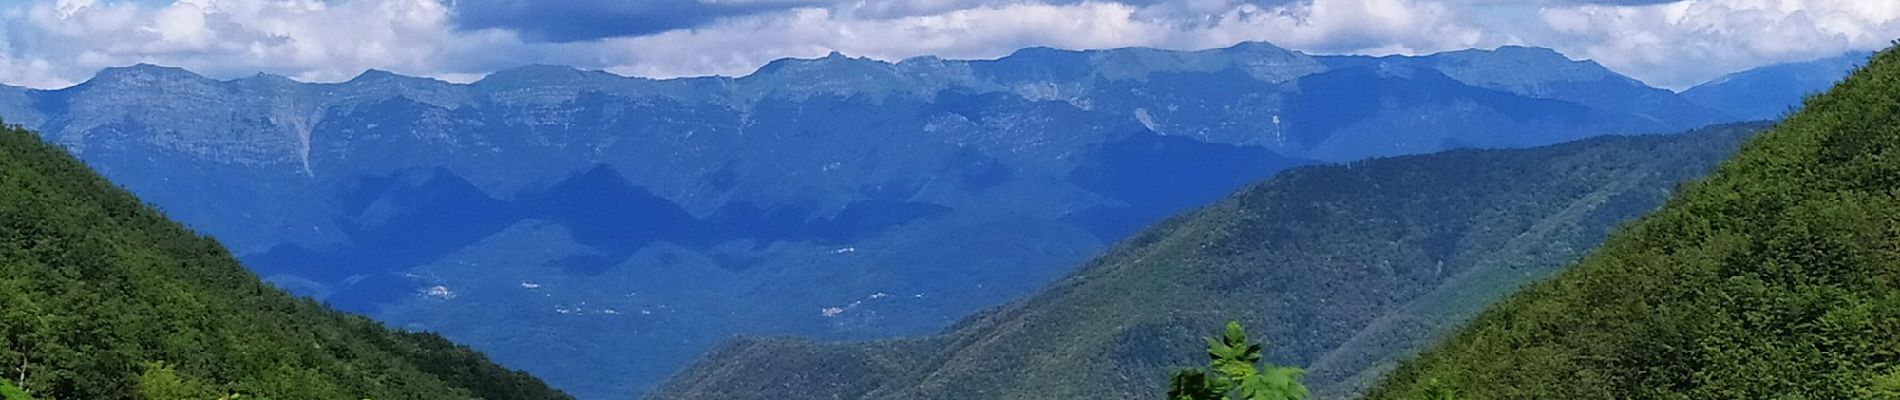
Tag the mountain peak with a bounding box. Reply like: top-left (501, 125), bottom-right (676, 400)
top-left (103, 63), bottom-right (197, 75)
top-left (1221, 40), bottom-right (1298, 55)
top-left (499, 64), bottom-right (586, 75)
top-left (1005, 46), bottom-right (1085, 60)
top-left (1491, 45), bottom-right (1566, 58)
top-left (739, 52), bottom-right (917, 98)
top-left (476, 64), bottom-right (607, 87)
top-left (87, 63), bottom-right (210, 85)
top-left (896, 55), bottom-right (946, 65)
top-left (348, 68), bottom-right (403, 82)
top-left (1415, 45), bottom-right (1636, 91)
top-left (744, 51), bottom-right (899, 83)
top-left (1429, 45), bottom-right (1580, 67)
top-left (342, 69), bottom-right (454, 87)
top-left (753, 51), bottom-right (886, 72)
top-left (235, 72), bottom-right (296, 84)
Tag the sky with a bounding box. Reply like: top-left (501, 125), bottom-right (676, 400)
top-left (0, 0), bottom-right (1895, 90)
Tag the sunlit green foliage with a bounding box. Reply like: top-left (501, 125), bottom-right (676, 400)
top-left (1168, 321), bottom-right (1308, 400)
top-left (0, 380), bottom-right (28, 400)
top-left (135, 362), bottom-right (219, 400)
top-left (1868, 369), bottom-right (1900, 400)
top-left (0, 122), bottom-right (567, 399)
top-left (1415, 379), bottom-right (1457, 400)
top-left (1366, 46), bottom-right (1900, 400)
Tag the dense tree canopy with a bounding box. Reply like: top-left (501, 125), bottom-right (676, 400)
top-left (1366, 46), bottom-right (1900, 400)
top-left (0, 122), bottom-right (568, 399)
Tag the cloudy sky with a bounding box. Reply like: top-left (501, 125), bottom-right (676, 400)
top-left (0, 0), bottom-right (1895, 90)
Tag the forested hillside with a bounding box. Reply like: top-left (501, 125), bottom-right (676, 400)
top-left (650, 122), bottom-right (1766, 400)
top-left (0, 122), bottom-right (567, 399)
top-left (1366, 47), bottom-right (1900, 399)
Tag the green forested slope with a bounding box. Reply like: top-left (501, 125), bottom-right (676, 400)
top-left (1366, 48), bottom-right (1900, 399)
top-left (0, 123), bottom-right (568, 400)
top-left (651, 122), bottom-right (1766, 400)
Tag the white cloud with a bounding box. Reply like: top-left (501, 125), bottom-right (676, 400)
top-left (1537, 0), bottom-right (1900, 89)
top-left (0, 0), bottom-right (1497, 88)
top-left (537, 0), bottom-right (1496, 80)
top-left (2, 0), bottom-right (528, 87)
top-left (0, 0), bottom-right (1896, 90)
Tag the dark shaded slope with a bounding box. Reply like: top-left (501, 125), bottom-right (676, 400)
top-left (0, 123), bottom-right (568, 399)
top-left (246, 163), bottom-right (963, 312)
top-left (651, 123), bottom-right (1765, 400)
top-left (1282, 67), bottom-right (1598, 148)
top-left (1366, 48), bottom-right (1900, 400)
top-left (1064, 132), bottom-right (1316, 240)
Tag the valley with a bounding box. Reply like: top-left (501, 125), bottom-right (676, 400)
top-left (0, 42), bottom-right (1864, 398)
top-left (651, 122), bottom-right (1768, 400)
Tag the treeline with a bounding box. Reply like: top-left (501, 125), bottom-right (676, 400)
top-left (0, 122), bottom-right (568, 399)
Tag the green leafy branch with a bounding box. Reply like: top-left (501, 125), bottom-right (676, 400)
top-left (1169, 321), bottom-right (1309, 400)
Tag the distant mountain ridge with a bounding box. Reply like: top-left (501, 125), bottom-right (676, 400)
top-left (5, 43), bottom-right (1728, 172)
top-left (651, 122), bottom-right (1767, 400)
top-left (0, 42), bottom-right (1763, 398)
top-left (1682, 51), bottom-right (1873, 121)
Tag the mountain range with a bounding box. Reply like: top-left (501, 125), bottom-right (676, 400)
top-left (0, 42), bottom-right (1858, 398)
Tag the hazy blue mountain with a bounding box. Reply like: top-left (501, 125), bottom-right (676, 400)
top-left (1682, 51), bottom-right (1871, 120)
top-left (0, 42), bottom-right (1738, 398)
top-left (1330, 46), bottom-right (1733, 131)
top-left (650, 123), bottom-right (1765, 400)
